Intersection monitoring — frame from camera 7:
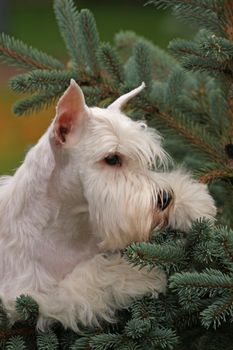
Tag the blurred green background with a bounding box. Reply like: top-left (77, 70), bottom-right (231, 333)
top-left (0, 0), bottom-right (194, 174)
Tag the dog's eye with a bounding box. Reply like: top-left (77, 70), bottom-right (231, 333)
top-left (105, 154), bottom-right (122, 166)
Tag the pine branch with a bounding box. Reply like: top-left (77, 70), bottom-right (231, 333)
top-left (172, 307), bottom-right (204, 330)
top-left (89, 333), bottom-right (122, 350)
top-left (0, 33), bottom-right (63, 70)
top-left (182, 55), bottom-right (233, 77)
top-left (130, 294), bottom-right (178, 328)
top-left (170, 269), bottom-right (233, 295)
top-left (174, 7), bottom-right (219, 34)
top-left (212, 226), bottom-right (233, 270)
top-left (147, 104), bottom-right (226, 164)
top-left (133, 41), bottom-right (153, 88)
top-left (118, 343), bottom-right (141, 350)
top-left (147, 0), bottom-right (219, 11)
top-left (115, 31), bottom-right (177, 81)
top-left (130, 298), bottom-right (162, 322)
top-left (98, 43), bottom-right (125, 85)
top-left (70, 336), bottom-right (90, 349)
top-left (13, 87), bottom-right (64, 116)
top-left (125, 319), bottom-right (151, 339)
top-left (82, 86), bottom-right (103, 106)
top-left (15, 295), bottom-right (39, 325)
top-left (123, 241), bottom-right (187, 274)
top-left (6, 336), bottom-right (26, 350)
top-left (169, 38), bottom-right (204, 63)
top-left (207, 82), bottom-right (229, 135)
top-left (199, 34), bottom-right (233, 64)
top-left (77, 9), bottom-right (100, 75)
top-left (148, 0), bottom-right (221, 32)
top-left (165, 68), bottom-right (186, 107)
top-left (147, 327), bottom-right (178, 349)
top-left (54, 0), bottom-right (83, 68)
top-left (37, 331), bottom-right (59, 350)
top-left (187, 220), bottom-right (216, 268)
top-left (169, 39), bottom-right (233, 78)
top-left (199, 168), bottom-right (233, 183)
top-left (83, 83), bottom-right (119, 106)
top-left (10, 70), bottom-right (83, 94)
top-left (200, 294), bottom-right (233, 329)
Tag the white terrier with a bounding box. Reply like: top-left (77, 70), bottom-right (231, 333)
top-left (0, 80), bottom-right (216, 330)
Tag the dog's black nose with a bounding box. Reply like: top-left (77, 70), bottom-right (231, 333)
top-left (157, 190), bottom-right (172, 211)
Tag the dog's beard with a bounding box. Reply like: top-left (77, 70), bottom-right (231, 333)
top-left (83, 170), bottom-right (173, 251)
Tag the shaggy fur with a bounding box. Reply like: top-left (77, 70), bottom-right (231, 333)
top-left (0, 80), bottom-right (216, 330)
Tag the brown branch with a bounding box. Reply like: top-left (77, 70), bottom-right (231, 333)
top-left (223, 0), bottom-right (233, 42)
top-left (223, 238), bottom-right (233, 262)
top-left (0, 327), bottom-right (34, 339)
top-left (0, 44), bottom-right (54, 70)
top-left (199, 169), bottom-right (232, 184)
top-left (101, 50), bottom-right (124, 84)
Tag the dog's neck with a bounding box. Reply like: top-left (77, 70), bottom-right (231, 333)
top-left (0, 129), bottom-right (101, 281)
top-left (0, 128), bottom-right (90, 241)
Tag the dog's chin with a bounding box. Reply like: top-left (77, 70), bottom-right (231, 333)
top-left (96, 227), bottom-right (152, 253)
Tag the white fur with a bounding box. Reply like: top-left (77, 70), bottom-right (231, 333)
top-left (0, 81), bottom-right (216, 330)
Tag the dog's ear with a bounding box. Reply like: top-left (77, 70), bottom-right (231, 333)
top-left (107, 82), bottom-right (145, 111)
top-left (53, 79), bottom-right (89, 146)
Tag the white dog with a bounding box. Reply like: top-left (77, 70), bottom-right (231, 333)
top-left (0, 80), bottom-right (216, 330)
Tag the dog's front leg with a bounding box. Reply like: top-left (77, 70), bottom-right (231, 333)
top-left (36, 253), bottom-right (166, 331)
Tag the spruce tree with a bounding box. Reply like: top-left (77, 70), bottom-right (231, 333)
top-left (0, 0), bottom-right (232, 349)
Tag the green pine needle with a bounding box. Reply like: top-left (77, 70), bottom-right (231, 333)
top-left (13, 87), bottom-right (64, 116)
top-left (148, 326), bottom-right (178, 349)
top-left (54, 0), bottom-right (83, 68)
top-left (77, 9), bottom-right (100, 75)
top-left (170, 268), bottom-right (233, 295)
top-left (125, 318), bottom-right (152, 339)
top-left (6, 336), bottom-right (26, 350)
top-left (124, 240), bottom-right (187, 274)
top-left (133, 41), bottom-right (153, 88)
top-left (148, 1), bottom-right (221, 33)
top-left (70, 336), bottom-right (91, 350)
top-left (98, 43), bottom-right (125, 85)
top-left (212, 226), bottom-right (233, 270)
top-left (89, 333), bottom-right (122, 350)
top-left (37, 331), bottom-right (59, 350)
top-left (15, 295), bottom-right (39, 323)
top-left (10, 70), bottom-right (79, 94)
top-left (0, 33), bottom-right (63, 70)
top-left (201, 294), bottom-right (233, 329)
top-left (165, 68), bottom-right (186, 107)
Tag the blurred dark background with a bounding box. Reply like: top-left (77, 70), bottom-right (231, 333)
top-left (0, 0), bottom-right (194, 174)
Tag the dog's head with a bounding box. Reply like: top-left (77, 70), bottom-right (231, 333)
top-left (51, 80), bottom-right (173, 250)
